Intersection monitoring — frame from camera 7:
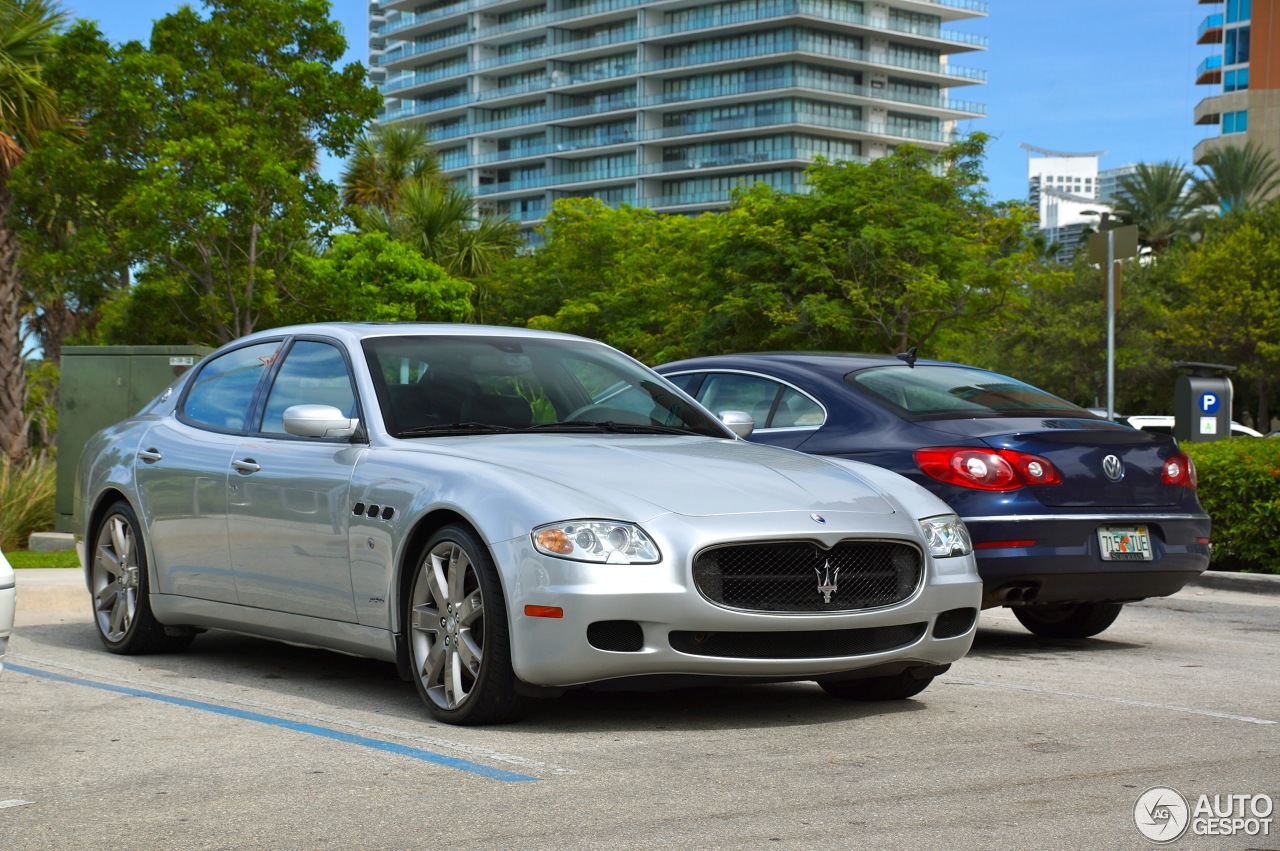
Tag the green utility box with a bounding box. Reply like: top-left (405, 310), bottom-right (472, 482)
top-left (55, 345), bottom-right (213, 532)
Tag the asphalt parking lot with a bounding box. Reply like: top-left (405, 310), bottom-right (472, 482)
top-left (2, 570), bottom-right (1277, 850)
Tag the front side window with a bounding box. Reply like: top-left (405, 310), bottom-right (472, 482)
top-left (848, 365), bottom-right (1086, 421)
top-left (260, 341), bottom-right (358, 435)
top-left (181, 342), bottom-right (282, 432)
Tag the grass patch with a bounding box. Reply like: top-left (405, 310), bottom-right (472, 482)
top-left (1, 457), bottom-right (56, 552)
top-left (6, 549), bottom-right (80, 569)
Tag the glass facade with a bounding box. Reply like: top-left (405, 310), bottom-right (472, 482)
top-left (370, 0), bottom-right (987, 221)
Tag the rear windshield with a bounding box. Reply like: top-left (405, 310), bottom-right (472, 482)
top-left (847, 365), bottom-right (1088, 420)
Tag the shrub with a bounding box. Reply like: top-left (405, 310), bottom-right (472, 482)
top-left (0, 457), bottom-right (57, 552)
top-left (1183, 439), bottom-right (1280, 574)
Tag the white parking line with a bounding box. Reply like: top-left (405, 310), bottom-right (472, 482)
top-left (13, 653), bottom-right (575, 776)
top-left (943, 676), bottom-right (1276, 726)
top-left (0, 800), bottom-right (34, 810)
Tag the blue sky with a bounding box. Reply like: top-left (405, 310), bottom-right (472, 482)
top-left (75, 0), bottom-right (1214, 203)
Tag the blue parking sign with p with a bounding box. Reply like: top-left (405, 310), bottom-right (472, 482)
top-left (1199, 393), bottom-right (1221, 413)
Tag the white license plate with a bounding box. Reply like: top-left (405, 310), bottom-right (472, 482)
top-left (1098, 526), bottom-right (1153, 561)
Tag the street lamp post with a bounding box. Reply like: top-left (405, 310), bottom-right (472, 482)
top-left (1081, 210), bottom-right (1135, 421)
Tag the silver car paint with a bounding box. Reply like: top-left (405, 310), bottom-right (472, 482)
top-left (0, 549), bottom-right (14, 675)
top-left (76, 323), bottom-right (983, 688)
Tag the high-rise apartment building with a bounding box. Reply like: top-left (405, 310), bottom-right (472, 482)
top-left (1194, 0), bottom-right (1280, 177)
top-left (368, 0), bottom-right (988, 224)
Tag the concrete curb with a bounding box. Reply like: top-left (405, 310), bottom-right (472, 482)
top-left (1187, 569), bottom-right (1280, 596)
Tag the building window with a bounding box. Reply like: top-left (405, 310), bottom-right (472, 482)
top-left (1227, 0), bottom-right (1251, 23)
top-left (1223, 109), bottom-right (1248, 134)
top-left (1225, 26), bottom-right (1251, 65)
top-left (1224, 67), bottom-right (1250, 92)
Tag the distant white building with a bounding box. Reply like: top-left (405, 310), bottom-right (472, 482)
top-left (1022, 143), bottom-right (1118, 262)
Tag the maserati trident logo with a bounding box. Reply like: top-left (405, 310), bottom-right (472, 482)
top-left (814, 559), bottom-right (840, 603)
top-left (1102, 454), bottom-right (1124, 482)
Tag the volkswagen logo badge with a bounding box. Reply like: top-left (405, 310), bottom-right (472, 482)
top-left (1102, 454), bottom-right (1124, 482)
top-left (811, 514), bottom-right (826, 524)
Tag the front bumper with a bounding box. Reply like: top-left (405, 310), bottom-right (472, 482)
top-left (963, 512), bottom-right (1211, 607)
top-left (494, 511), bottom-right (983, 689)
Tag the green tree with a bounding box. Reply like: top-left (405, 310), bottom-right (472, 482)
top-left (961, 251), bottom-right (1185, 415)
top-left (10, 22), bottom-right (151, 366)
top-left (1192, 143), bottom-right (1280, 213)
top-left (700, 135), bottom-right (1037, 354)
top-left (489, 198), bottom-right (712, 362)
top-left (1113, 161), bottom-right (1194, 253)
top-left (359, 179), bottom-right (521, 279)
top-left (116, 0), bottom-right (380, 344)
top-left (0, 0), bottom-right (65, 464)
top-left (284, 230), bottom-right (473, 324)
top-left (1173, 206), bottom-right (1280, 428)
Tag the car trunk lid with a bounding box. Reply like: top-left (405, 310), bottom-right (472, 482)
top-left (917, 417), bottom-right (1185, 508)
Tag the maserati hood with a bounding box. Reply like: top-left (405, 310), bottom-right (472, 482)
top-left (427, 434), bottom-right (898, 518)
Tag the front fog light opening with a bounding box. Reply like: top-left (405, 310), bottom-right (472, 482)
top-left (921, 515), bottom-right (973, 558)
top-left (533, 520), bottom-right (661, 564)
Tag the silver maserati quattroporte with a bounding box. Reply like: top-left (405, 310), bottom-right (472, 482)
top-left (74, 324), bottom-right (982, 724)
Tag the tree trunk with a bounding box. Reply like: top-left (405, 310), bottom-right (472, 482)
top-left (0, 182), bottom-right (31, 465)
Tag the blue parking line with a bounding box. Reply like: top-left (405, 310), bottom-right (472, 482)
top-left (8, 664), bottom-right (538, 782)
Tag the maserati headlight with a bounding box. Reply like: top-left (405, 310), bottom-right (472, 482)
top-left (532, 520), bottom-right (661, 564)
top-left (920, 515), bottom-right (972, 558)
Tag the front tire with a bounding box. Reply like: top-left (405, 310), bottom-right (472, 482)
top-left (1012, 602), bottom-right (1124, 639)
top-left (406, 524), bottom-right (530, 725)
top-left (90, 501), bottom-right (193, 654)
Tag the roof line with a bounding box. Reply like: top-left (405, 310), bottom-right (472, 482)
top-left (1021, 142), bottom-right (1107, 158)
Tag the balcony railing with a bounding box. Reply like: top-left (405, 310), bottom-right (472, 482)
top-left (1197, 13), bottom-right (1225, 43)
top-left (476, 145), bottom-right (552, 164)
top-left (641, 36), bottom-right (985, 81)
top-left (642, 70), bottom-right (984, 115)
top-left (376, 30), bottom-right (471, 65)
top-left (379, 63), bottom-right (470, 94)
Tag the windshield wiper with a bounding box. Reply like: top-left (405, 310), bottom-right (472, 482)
top-left (398, 422), bottom-right (518, 437)
top-left (522, 421), bottom-right (692, 436)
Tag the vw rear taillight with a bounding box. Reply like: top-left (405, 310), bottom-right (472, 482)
top-left (914, 448), bottom-right (1063, 491)
top-left (1161, 451), bottom-right (1197, 490)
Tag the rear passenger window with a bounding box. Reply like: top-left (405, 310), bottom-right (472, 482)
top-left (181, 342), bottom-right (281, 432)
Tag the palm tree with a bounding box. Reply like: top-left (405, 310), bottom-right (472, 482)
top-left (363, 179), bottom-right (520, 277)
top-left (1191, 142), bottom-right (1280, 213)
top-left (1113, 161), bottom-right (1193, 253)
top-left (0, 0), bottom-right (65, 464)
top-left (340, 124), bottom-right (440, 210)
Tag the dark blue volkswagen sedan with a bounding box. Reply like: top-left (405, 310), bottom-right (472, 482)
top-left (655, 353), bottom-right (1210, 639)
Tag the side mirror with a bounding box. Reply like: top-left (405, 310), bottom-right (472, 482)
top-left (718, 409), bottom-right (754, 439)
top-left (282, 404), bottom-right (360, 440)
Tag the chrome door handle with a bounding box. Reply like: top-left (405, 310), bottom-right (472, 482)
top-left (231, 458), bottom-right (261, 474)
top-left (138, 448), bottom-right (163, 463)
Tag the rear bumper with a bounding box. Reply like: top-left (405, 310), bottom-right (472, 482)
top-left (962, 512), bottom-right (1211, 607)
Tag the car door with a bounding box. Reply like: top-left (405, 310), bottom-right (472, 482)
top-left (134, 340), bottom-right (284, 604)
top-left (683, 371), bottom-right (826, 450)
top-left (227, 339), bottom-right (364, 622)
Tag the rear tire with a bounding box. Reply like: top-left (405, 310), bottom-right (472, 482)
top-left (406, 524), bottom-right (531, 725)
top-left (1012, 602), bottom-right (1124, 639)
top-left (90, 501), bottom-right (194, 654)
top-left (818, 667), bottom-right (940, 701)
